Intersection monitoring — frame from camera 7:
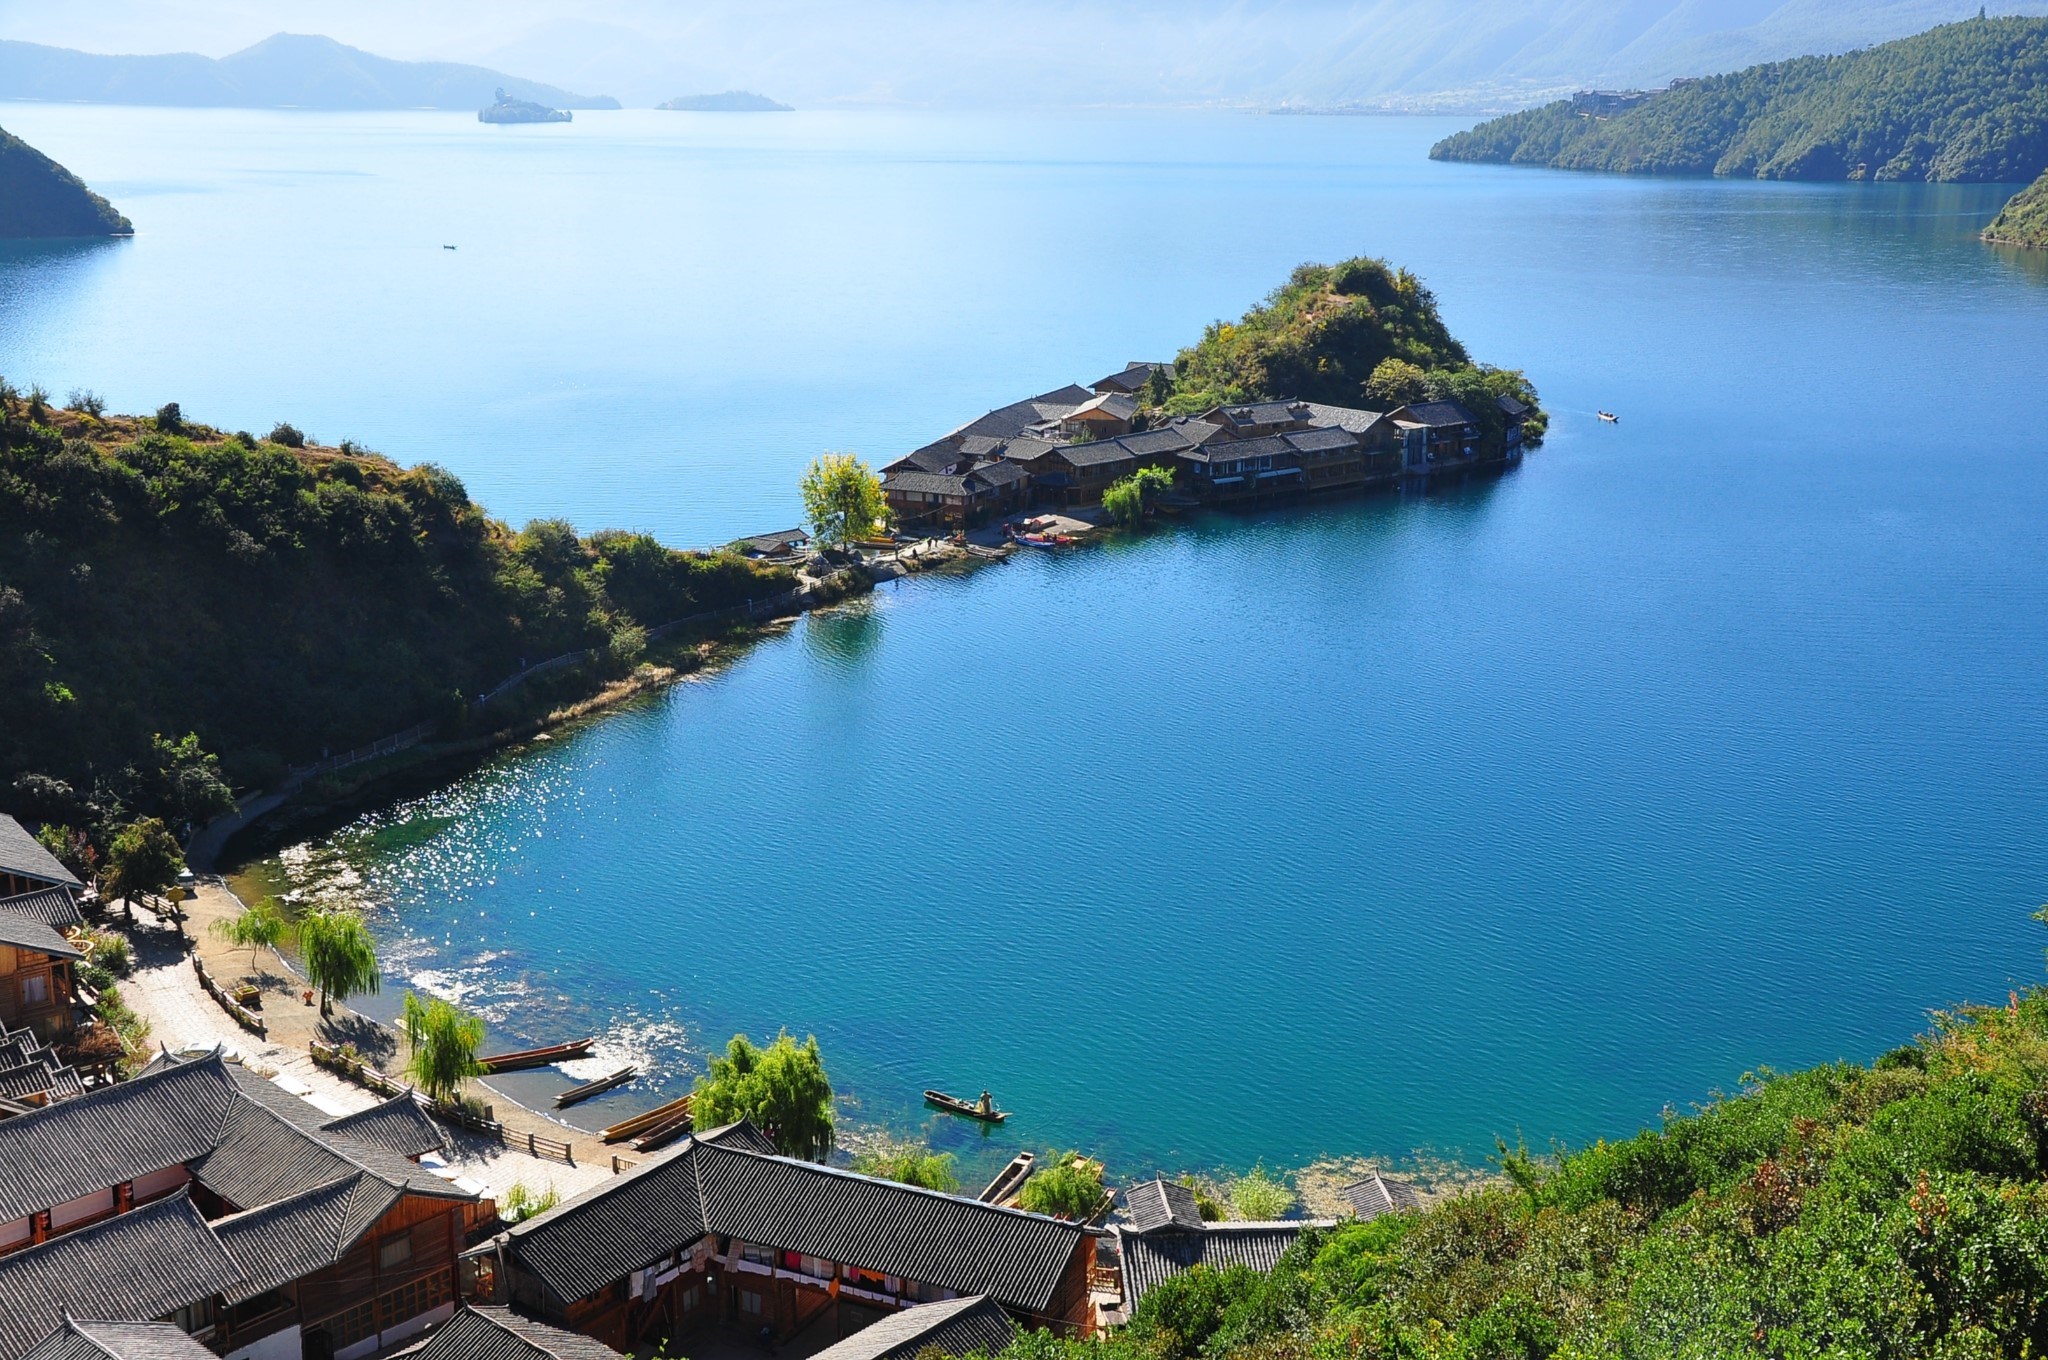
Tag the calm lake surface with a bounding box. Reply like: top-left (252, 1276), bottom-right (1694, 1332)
top-left (4, 106), bottom-right (2046, 1179)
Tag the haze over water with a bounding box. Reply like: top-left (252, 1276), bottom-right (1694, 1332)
top-left (4, 107), bottom-right (2045, 1177)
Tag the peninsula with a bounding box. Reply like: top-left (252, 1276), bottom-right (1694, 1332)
top-left (479, 87), bottom-right (572, 124)
top-left (657, 91), bottom-right (792, 112)
top-left (1985, 168), bottom-right (2048, 248)
top-left (0, 124), bottom-right (131, 238)
top-left (1431, 15), bottom-right (2048, 184)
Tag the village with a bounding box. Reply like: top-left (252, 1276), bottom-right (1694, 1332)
top-left (0, 813), bottom-right (1425, 1360)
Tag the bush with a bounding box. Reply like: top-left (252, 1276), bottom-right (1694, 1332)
top-left (1227, 1164), bottom-right (1295, 1220)
top-left (154, 402), bottom-right (184, 433)
top-left (499, 1180), bottom-right (559, 1223)
top-left (1018, 1152), bottom-right (1105, 1220)
top-left (66, 389), bottom-right (106, 418)
top-left (266, 421), bottom-right (305, 447)
top-left (852, 1139), bottom-right (960, 1191)
top-left (85, 929), bottom-right (132, 976)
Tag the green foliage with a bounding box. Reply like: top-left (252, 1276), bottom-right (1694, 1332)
top-left (103, 817), bottom-right (182, 914)
top-left (0, 403), bottom-right (794, 810)
top-left (266, 421), bottom-right (305, 448)
top-left (499, 1180), bottom-right (560, 1223)
top-left (1103, 465), bottom-right (1178, 529)
top-left (0, 124), bottom-right (130, 239)
top-left (66, 389), bottom-right (105, 419)
top-left (1362, 358), bottom-right (1428, 410)
top-left (1986, 168), bottom-right (2048, 247)
top-left (91, 983), bottom-right (152, 1069)
top-left (1227, 1164), bottom-right (1295, 1221)
top-left (799, 452), bottom-right (889, 546)
top-left (1433, 16), bottom-right (2048, 182)
top-left (1017, 1151), bottom-right (1105, 1220)
top-left (211, 895), bottom-right (288, 973)
top-left (1179, 1174), bottom-right (1227, 1222)
top-left (400, 990), bottom-right (486, 1104)
top-left (298, 906), bottom-right (380, 1018)
top-left (692, 1030), bottom-right (835, 1161)
top-left (852, 1139), bottom-right (961, 1192)
top-left (82, 928), bottom-right (131, 976)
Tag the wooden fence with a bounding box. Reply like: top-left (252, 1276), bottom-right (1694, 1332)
top-left (309, 1040), bottom-right (577, 1165)
top-left (192, 954), bottom-right (267, 1037)
top-left (281, 719), bottom-right (440, 789)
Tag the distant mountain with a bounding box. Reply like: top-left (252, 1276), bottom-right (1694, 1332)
top-left (0, 125), bottom-right (131, 239)
top-left (480, 89), bottom-right (572, 125)
top-left (1986, 169), bottom-right (2048, 246)
top-left (0, 33), bottom-right (619, 110)
top-left (1431, 16), bottom-right (2048, 180)
top-left (656, 91), bottom-right (792, 112)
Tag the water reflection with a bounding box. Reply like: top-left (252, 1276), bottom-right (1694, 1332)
top-left (802, 597), bottom-right (885, 668)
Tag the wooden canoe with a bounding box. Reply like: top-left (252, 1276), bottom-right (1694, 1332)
top-left (478, 1037), bottom-right (595, 1073)
top-left (629, 1107), bottom-right (697, 1152)
top-left (978, 1150), bottom-right (1035, 1205)
top-left (925, 1089), bottom-right (1008, 1123)
top-left (601, 1093), bottom-right (694, 1144)
top-left (554, 1065), bottom-right (639, 1109)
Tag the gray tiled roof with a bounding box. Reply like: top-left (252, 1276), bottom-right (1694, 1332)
top-left (1205, 400), bottom-right (1308, 430)
top-left (0, 913), bottom-right (82, 961)
top-left (0, 817), bottom-right (81, 890)
top-left (1093, 363), bottom-right (1164, 394)
top-left (487, 1124), bottom-right (1085, 1314)
top-left (1391, 401), bottom-right (1478, 429)
top-left (0, 889), bottom-right (84, 930)
top-left (950, 386), bottom-right (1095, 441)
top-left (211, 1171), bottom-right (401, 1303)
top-left (318, 1092), bottom-right (447, 1159)
top-left (1496, 394), bottom-right (1530, 418)
top-left (392, 1307), bottom-right (625, 1360)
top-left (734, 530), bottom-right (810, 554)
top-left (1340, 1173), bottom-right (1421, 1222)
top-left (0, 1193), bottom-right (247, 1360)
top-left (1114, 1222), bottom-right (1320, 1310)
top-left (1070, 393), bottom-right (1139, 422)
top-left (20, 1320), bottom-right (217, 1360)
top-left (1121, 1180), bottom-right (1204, 1233)
top-left (0, 1056), bottom-right (85, 1104)
top-left (1298, 402), bottom-right (1388, 435)
top-left (808, 1296), bottom-right (1015, 1360)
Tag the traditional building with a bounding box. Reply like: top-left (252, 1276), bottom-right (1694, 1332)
top-left (0, 900), bottom-right (83, 1042)
top-left (880, 460), bottom-right (1032, 529)
top-left (466, 1120), bottom-right (1094, 1353)
top-left (1339, 1173), bottom-right (1421, 1223)
top-left (0, 1050), bottom-right (484, 1360)
top-left (1108, 1180), bottom-right (1328, 1316)
top-left (1388, 401), bottom-right (1481, 472)
top-left (391, 1306), bottom-right (625, 1360)
top-left (1060, 394), bottom-right (1138, 441)
top-left (1089, 364), bottom-right (1165, 398)
top-left (22, 1318), bottom-right (224, 1360)
top-left (0, 818), bottom-right (81, 902)
top-left (805, 1295), bottom-right (1015, 1360)
top-left (731, 530), bottom-right (811, 560)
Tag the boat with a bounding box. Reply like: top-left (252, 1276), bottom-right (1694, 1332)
top-left (1597, 411), bottom-right (1620, 423)
top-left (477, 1037), bottom-right (595, 1073)
top-left (925, 1088), bottom-right (1008, 1123)
top-left (977, 1150), bottom-right (1035, 1204)
top-left (600, 1092), bottom-right (694, 1144)
top-left (554, 1065), bottom-right (639, 1109)
top-left (628, 1107), bottom-right (698, 1152)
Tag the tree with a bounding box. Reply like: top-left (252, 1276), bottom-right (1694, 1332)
top-left (144, 732), bottom-right (236, 831)
top-left (212, 895), bottom-right (288, 974)
top-left (1363, 358), bottom-right (1429, 410)
top-left (400, 991), bottom-right (485, 1104)
top-left (853, 1139), bottom-right (960, 1191)
top-left (1228, 1164), bottom-right (1295, 1220)
top-left (1102, 465), bottom-right (1178, 529)
top-left (692, 1030), bottom-right (835, 1160)
top-left (799, 453), bottom-right (889, 547)
top-left (1018, 1152), bottom-right (1106, 1220)
top-left (299, 907), bottom-right (381, 1018)
top-left (102, 817), bottom-right (182, 923)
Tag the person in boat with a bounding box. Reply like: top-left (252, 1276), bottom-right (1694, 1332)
top-left (978, 1089), bottom-right (993, 1115)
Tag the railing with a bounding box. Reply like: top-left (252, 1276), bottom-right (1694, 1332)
top-left (309, 1041), bottom-right (577, 1166)
top-left (192, 954), bottom-right (266, 1036)
top-left (281, 720), bottom-right (440, 789)
top-left (645, 587), bottom-right (805, 643)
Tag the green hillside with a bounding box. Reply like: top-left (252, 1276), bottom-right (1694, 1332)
top-left (1431, 15), bottom-right (2048, 182)
top-left (0, 125), bottom-right (130, 239)
top-left (0, 397), bottom-right (789, 831)
top-left (1016, 977), bottom-right (2048, 1360)
top-left (1986, 167), bottom-right (2048, 245)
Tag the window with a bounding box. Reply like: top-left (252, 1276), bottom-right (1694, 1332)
top-left (327, 1300), bottom-right (379, 1348)
top-left (740, 1242), bottom-right (775, 1266)
top-left (740, 1291), bottom-right (764, 1316)
top-left (381, 1271), bottom-right (450, 1328)
top-left (681, 1287), bottom-right (703, 1312)
top-left (19, 973), bottom-right (48, 1008)
top-left (379, 1235), bottom-right (413, 1270)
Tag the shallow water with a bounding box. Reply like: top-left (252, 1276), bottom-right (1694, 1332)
top-left (6, 106), bottom-right (2046, 1178)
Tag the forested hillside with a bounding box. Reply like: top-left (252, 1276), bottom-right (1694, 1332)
top-left (1431, 15), bottom-right (2048, 181)
top-left (1986, 168), bottom-right (2048, 245)
top-left (1016, 979), bottom-right (2048, 1359)
top-left (0, 394), bottom-right (788, 830)
top-left (0, 125), bottom-right (129, 239)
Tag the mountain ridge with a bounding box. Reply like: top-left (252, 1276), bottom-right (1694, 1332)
top-left (0, 124), bottom-right (131, 239)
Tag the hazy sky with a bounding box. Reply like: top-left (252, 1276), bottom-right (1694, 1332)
top-left (4, 0), bottom-right (2045, 108)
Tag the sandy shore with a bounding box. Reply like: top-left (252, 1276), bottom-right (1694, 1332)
top-left (113, 881), bottom-right (623, 1202)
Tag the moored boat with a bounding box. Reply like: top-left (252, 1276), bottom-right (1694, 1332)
top-left (978, 1150), bottom-right (1035, 1204)
top-left (477, 1036), bottom-right (596, 1073)
top-left (555, 1065), bottom-right (640, 1108)
top-left (601, 1092), bottom-right (694, 1143)
top-left (925, 1088), bottom-right (1008, 1123)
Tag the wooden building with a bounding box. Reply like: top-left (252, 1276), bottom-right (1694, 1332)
top-left (466, 1120), bottom-right (1095, 1355)
top-left (0, 1051), bottom-right (484, 1360)
top-left (0, 895), bottom-right (83, 1042)
top-left (1089, 364), bottom-right (1165, 398)
top-left (0, 817), bottom-right (81, 902)
top-left (392, 1306), bottom-right (625, 1360)
top-left (1109, 1181), bottom-right (1330, 1318)
top-left (1388, 401), bottom-right (1482, 472)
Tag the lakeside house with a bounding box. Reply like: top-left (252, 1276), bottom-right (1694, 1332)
top-left (464, 1119), bottom-right (1096, 1352)
top-left (1388, 401), bottom-right (1482, 471)
top-left (0, 1049), bottom-right (484, 1360)
top-left (0, 888), bottom-right (84, 1046)
top-left (0, 816), bottom-right (82, 901)
top-left (1108, 1180), bottom-right (1330, 1317)
top-left (391, 1306), bottom-right (626, 1360)
top-left (733, 530), bottom-right (812, 561)
top-left (1089, 363), bottom-right (1166, 397)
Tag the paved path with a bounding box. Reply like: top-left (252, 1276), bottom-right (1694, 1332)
top-left (118, 903), bottom-right (613, 1204)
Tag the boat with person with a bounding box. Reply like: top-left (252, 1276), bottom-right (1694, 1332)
top-left (477, 1036), bottom-right (596, 1073)
top-left (925, 1088), bottom-right (1008, 1123)
top-left (1597, 410), bottom-right (1620, 423)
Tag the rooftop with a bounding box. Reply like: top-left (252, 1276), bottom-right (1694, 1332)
top-left (0, 817), bottom-right (80, 891)
top-left (949, 385), bottom-right (1096, 441)
top-left (1391, 400), bottom-right (1479, 429)
top-left (392, 1307), bottom-right (626, 1360)
top-left (1114, 1221), bottom-right (1325, 1311)
top-left (20, 1320), bottom-right (218, 1360)
top-left (1340, 1172), bottom-right (1422, 1223)
top-left (1092, 362), bottom-right (1165, 395)
top-left (0, 889), bottom-right (84, 931)
top-left (1121, 1179), bottom-right (1205, 1233)
top-left (806, 1296), bottom-right (1015, 1360)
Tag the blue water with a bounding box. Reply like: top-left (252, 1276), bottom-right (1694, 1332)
top-left (4, 106), bottom-right (2046, 1179)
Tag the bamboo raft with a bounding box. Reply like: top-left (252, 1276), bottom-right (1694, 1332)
top-left (977, 1150), bottom-right (1035, 1206)
top-left (477, 1037), bottom-right (595, 1074)
top-left (601, 1093), bottom-right (694, 1145)
top-left (554, 1065), bottom-right (639, 1109)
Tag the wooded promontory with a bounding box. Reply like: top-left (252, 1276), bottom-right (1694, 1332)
top-left (0, 125), bottom-right (130, 239)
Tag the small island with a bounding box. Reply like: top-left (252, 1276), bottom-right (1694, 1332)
top-left (0, 123), bottom-right (131, 239)
top-left (1985, 169), bottom-right (2048, 249)
top-left (656, 91), bottom-right (792, 112)
top-left (478, 87), bottom-right (571, 124)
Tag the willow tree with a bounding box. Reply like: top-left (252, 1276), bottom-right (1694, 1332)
top-left (1018, 1152), bottom-right (1106, 1220)
top-left (693, 1030), bottom-right (834, 1160)
top-left (211, 895), bottom-right (289, 974)
top-left (401, 991), bottom-right (486, 1105)
top-left (298, 907), bottom-right (380, 1018)
top-left (1103, 465), bottom-right (1177, 529)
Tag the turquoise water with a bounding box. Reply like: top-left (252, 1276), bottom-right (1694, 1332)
top-left (4, 107), bottom-right (2046, 1178)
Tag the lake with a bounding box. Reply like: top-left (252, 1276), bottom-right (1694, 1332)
top-left (4, 106), bottom-right (2045, 1181)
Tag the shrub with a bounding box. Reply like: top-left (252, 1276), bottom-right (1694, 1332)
top-left (66, 389), bottom-right (106, 418)
top-left (85, 930), bottom-right (132, 976)
top-left (1228, 1164), bottom-right (1295, 1221)
top-left (1018, 1152), bottom-right (1105, 1220)
top-left (500, 1180), bottom-right (560, 1223)
top-left (154, 402), bottom-right (184, 433)
top-left (853, 1140), bottom-right (960, 1192)
top-left (266, 421), bottom-right (305, 447)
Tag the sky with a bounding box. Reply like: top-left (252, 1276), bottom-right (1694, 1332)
top-left (4, 0), bottom-right (2047, 108)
